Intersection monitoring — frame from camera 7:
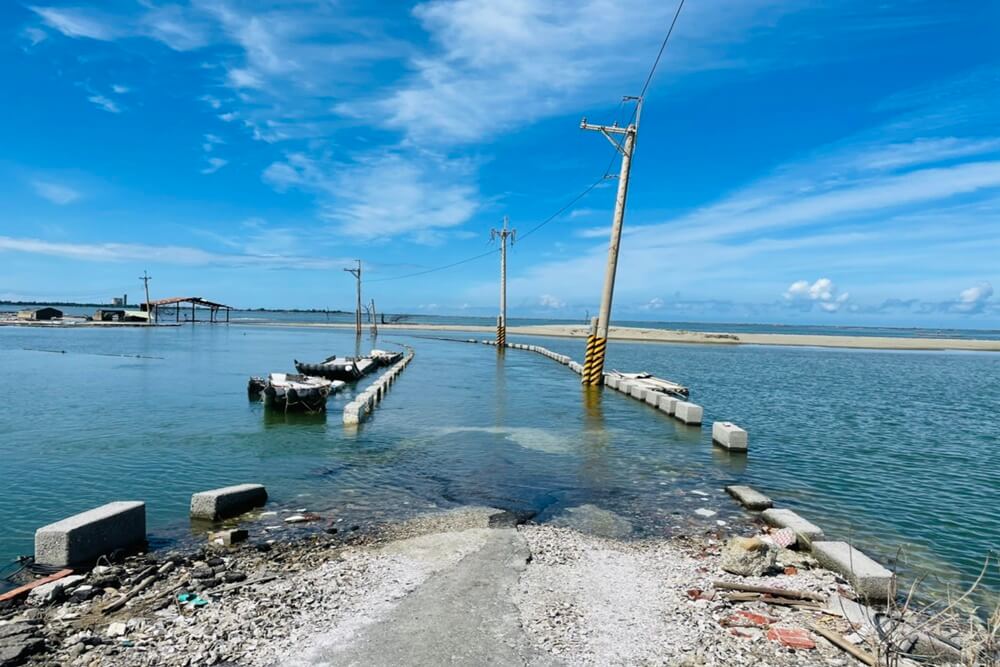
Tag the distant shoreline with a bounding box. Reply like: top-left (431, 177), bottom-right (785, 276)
top-left (247, 321), bottom-right (1000, 352)
top-left (4, 317), bottom-right (999, 351)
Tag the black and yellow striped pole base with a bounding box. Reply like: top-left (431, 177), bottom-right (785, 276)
top-left (496, 316), bottom-right (506, 350)
top-left (581, 335), bottom-right (607, 385)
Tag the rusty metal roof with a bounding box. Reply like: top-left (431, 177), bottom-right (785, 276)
top-left (146, 296), bottom-right (232, 309)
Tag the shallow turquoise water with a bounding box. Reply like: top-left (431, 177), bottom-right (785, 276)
top-left (1, 324), bottom-right (996, 601)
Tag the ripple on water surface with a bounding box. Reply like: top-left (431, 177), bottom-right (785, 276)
top-left (0, 325), bottom-right (997, 603)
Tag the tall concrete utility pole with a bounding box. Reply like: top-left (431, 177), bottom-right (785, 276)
top-left (139, 270), bottom-right (153, 325)
top-left (580, 97), bottom-right (641, 385)
top-left (344, 260), bottom-right (362, 336)
top-left (490, 216), bottom-right (515, 349)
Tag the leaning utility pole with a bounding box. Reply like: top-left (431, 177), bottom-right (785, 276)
top-left (580, 97), bottom-right (641, 385)
top-left (344, 260), bottom-right (362, 335)
top-left (490, 216), bottom-right (515, 349)
top-left (139, 270), bottom-right (153, 325)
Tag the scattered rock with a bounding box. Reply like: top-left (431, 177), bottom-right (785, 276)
top-left (105, 622), bottom-right (128, 638)
top-left (720, 536), bottom-right (777, 577)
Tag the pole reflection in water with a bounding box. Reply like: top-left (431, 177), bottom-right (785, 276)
top-left (578, 384), bottom-right (612, 491)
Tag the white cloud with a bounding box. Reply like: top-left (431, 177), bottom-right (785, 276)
top-left (641, 297), bottom-right (665, 310)
top-left (784, 278), bottom-right (850, 312)
top-left (87, 94), bottom-right (121, 114)
top-left (201, 157), bottom-right (228, 175)
top-left (953, 281), bottom-right (993, 314)
top-left (111, 84), bottom-right (129, 94)
top-left (538, 294), bottom-right (566, 309)
top-left (218, 112), bottom-right (238, 122)
top-left (31, 180), bottom-right (80, 205)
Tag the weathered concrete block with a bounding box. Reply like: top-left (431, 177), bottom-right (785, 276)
top-left (712, 421), bottom-right (748, 451)
top-left (656, 394), bottom-right (677, 415)
top-left (811, 541), bottom-right (895, 601)
top-left (674, 401), bottom-right (703, 425)
top-left (629, 385), bottom-right (647, 401)
top-left (190, 484), bottom-right (267, 521)
top-left (725, 485), bottom-right (772, 510)
top-left (35, 501), bottom-right (146, 567)
top-left (644, 391), bottom-right (660, 406)
top-left (605, 376), bottom-right (619, 389)
top-left (343, 401), bottom-right (365, 425)
top-left (762, 508), bottom-right (824, 547)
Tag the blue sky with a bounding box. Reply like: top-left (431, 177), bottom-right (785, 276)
top-left (1, 1), bottom-right (999, 326)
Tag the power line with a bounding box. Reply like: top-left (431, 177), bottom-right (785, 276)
top-left (640, 0), bottom-right (686, 100)
top-left (365, 1), bottom-right (686, 285)
top-left (366, 247), bottom-right (499, 283)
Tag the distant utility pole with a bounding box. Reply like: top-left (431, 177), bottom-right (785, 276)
top-left (139, 270), bottom-right (153, 325)
top-left (344, 260), bottom-right (362, 336)
top-left (580, 96), bottom-right (641, 386)
top-left (368, 299), bottom-right (378, 337)
top-left (490, 216), bottom-right (515, 350)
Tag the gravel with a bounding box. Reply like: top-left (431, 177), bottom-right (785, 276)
top-left (0, 506), bottom-right (886, 666)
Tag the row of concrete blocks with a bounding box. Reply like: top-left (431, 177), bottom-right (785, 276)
top-left (479, 339), bottom-right (573, 366)
top-left (343, 352), bottom-right (414, 425)
top-left (34, 483), bottom-right (268, 568)
top-left (482, 339), bottom-right (750, 452)
top-left (725, 485), bottom-right (896, 601)
top-left (603, 374), bottom-right (705, 426)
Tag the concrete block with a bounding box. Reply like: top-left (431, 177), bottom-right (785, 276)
top-left (811, 541), bottom-right (896, 601)
top-left (712, 421), bottom-right (748, 451)
top-left (605, 376), bottom-right (619, 389)
top-left (656, 395), bottom-right (677, 415)
top-left (343, 402), bottom-right (365, 425)
top-left (725, 485), bottom-right (772, 510)
top-left (190, 484), bottom-right (267, 521)
top-left (629, 385), bottom-right (647, 401)
top-left (674, 401), bottom-right (703, 425)
top-left (761, 508), bottom-right (824, 547)
top-left (644, 391), bottom-right (660, 406)
top-left (35, 501), bottom-right (146, 567)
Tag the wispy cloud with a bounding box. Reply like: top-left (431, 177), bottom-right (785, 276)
top-left (0, 235), bottom-right (345, 270)
top-left (201, 157), bottom-right (228, 175)
top-left (30, 6), bottom-right (119, 41)
top-left (31, 180), bottom-right (80, 205)
top-left (111, 84), bottom-right (129, 94)
top-left (87, 94), bottom-right (121, 114)
top-left (263, 151), bottom-right (481, 241)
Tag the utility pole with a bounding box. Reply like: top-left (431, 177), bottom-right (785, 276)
top-left (344, 260), bottom-right (362, 336)
top-left (490, 216), bottom-right (515, 350)
top-left (580, 97), bottom-right (641, 385)
top-left (368, 299), bottom-right (378, 337)
top-left (139, 270), bottom-right (153, 325)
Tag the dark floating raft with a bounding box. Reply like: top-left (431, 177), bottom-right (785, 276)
top-left (294, 349), bottom-right (400, 381)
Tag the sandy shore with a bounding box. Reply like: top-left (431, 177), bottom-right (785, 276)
top-left (248, 321), bottom-right (1000, 352)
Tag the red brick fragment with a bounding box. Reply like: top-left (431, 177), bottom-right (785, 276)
top-left (767, 627), bottom-right (816, 650)
top-left (783, 566), bottom-right (798, 575)
top-left (720, 610), bottom-right (776, 628)
top-left (686, 588), bottom-right (702, 600)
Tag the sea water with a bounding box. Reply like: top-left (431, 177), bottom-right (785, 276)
top-left (0, 323), bottom-right (996, 602)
